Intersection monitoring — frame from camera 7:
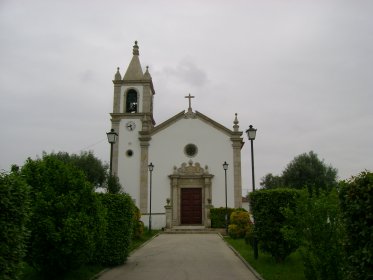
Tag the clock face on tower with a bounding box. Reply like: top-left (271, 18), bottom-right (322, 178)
top-left (126, 121), bottom-right (136, 131)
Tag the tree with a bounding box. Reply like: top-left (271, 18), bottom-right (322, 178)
top-left (282, 151), bottom-right (337, 194)
top-left (260, 173), bottom-right (283, 189)
top-left (107, 174), bottom-right (122, 194)
top-left (0, 171), bottom-right (30, 280)
top-left (51, 151), bottom-right (108, 188)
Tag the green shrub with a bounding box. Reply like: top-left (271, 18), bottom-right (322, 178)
top-left (282, 190), bottom-right (345, 280)
top-left (228, 211), bottom-right (252, 239)
top-left (132, 206), bottom-right (144, 240)
top-left (339, 171), bottom-right (373, 280)
top-left (97, 193), bottom-right (134, 266)
top-left (228, 224), bottom-right (240, 238)
top-left (0, 172), bottom-right (30, 280)
top-left (250, 188), bottom-right (299, 262)
top-left (21, 155), bottom-right (106, 277)
top-left (210, 207), bottom-right (235, 228)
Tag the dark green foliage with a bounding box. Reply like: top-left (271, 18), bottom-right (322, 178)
top-left (250, 189), bottom-right (299, 262)
top-left (228, 210), bottom-right (253, 239)
top-left (21, 155), bottom-right (106, 277)
top-left (96, 193), bottom-right (134, 266)
top-left (107, 174), bottom-right (122, 194)
top-left (339, 171), bottom-right (373, 280)
top-left (51, 151), bottom-right (108, 188)
top-left (0, 172), bottom-right (30, 280)
top-left (282, 151), bottom-right (337, 194)
top-left (210, 207), bottom-right (235, 228)
top-left (260, 173), bottom-right (283, 189)
top-left (282, 190), bottom-right (345, 279)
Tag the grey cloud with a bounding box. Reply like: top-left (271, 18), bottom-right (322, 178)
top-left (163, 57), bottom-right (208, 87)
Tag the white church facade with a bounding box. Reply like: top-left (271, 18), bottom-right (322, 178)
top-left (109, 42), bottom-right (244, 229)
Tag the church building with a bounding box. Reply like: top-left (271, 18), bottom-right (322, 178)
top-left (109, 42), bottom-right (244, 229)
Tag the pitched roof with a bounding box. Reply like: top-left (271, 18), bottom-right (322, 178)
top-left (151, 110), bottom-right (237, 137)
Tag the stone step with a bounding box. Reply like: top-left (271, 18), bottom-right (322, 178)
top-left (163, 226), bottom-right (227, 235)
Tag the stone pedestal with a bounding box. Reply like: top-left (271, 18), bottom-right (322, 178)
top-left (165, 205), bottom-right (172, 229)
top-left (205, 204), bottom-right (213, 228)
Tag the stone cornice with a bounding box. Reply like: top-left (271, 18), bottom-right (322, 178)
top-left (111, 79), bottom-right (155, 95)
top-left (110, 113), bottom-right (156, 125)
top-left (112, 80), bottom-right (122, 85)
top-left (138, 131), bottom-right (151, 143)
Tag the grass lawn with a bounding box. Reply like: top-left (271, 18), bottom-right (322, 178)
top-left (225, 237), bottom-right (305, 280)
top-left (21, 230), bottom-right (159, 280)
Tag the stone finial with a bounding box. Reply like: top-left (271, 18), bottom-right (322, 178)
top-left (114, 67), bottom-right (122, 80)
top-left (204, 165), bottom-right (209, 174)
top-left (144, 65), bottom-right (152, 80)
top-left (133, 41), bottom-right (139, 55)
top-left (233, 113), bottom-right (239, 132)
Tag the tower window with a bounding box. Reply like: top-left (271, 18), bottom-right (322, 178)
top-left (126, 89), bottom-right (138, 113)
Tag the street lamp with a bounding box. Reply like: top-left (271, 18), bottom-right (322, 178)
top-left (246, 124), bottom-right (258, 259)
top-left (106, 128), bottom-right (118, 175)
top-left (246, 125), bottom-right (257, 192)
top-left (223, 161), bottom-right (229, 235)
top-left (148, 162), bottom-right (154, 232)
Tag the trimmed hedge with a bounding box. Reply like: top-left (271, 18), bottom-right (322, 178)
top-left (0, 172), bottom-right (30, 280)
top-left (21, 156), bottom-right (106, 277)
top-left (282, 190), bottom-right (345, 279)
top-left (96, 193), bottom-right (135, 266)
top-left (210, 207), bottom-right (235, 228)
top-left (250, 188), bottom-right (299, 262)
top-left (339, 171), bottom-right (373, 280)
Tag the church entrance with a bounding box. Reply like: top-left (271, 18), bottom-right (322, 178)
top-left (168, 161), bottom-right (214, 228)
top-left (181, 188), bottom-right (202, 224)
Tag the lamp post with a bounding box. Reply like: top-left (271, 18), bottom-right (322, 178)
top-left (223, 161), bottom-right (229, 235)
top-left (148, 162), bottom-right (154, 232)
top-left (246, 124), bottom-right (258, 259)
top-left (106, 129), bottom-right (118, 175)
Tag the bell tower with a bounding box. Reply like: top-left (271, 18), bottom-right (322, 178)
top-left (112, 41), bottom-right (155, 118)
top-left (110, 42), bottom-right (155, 212)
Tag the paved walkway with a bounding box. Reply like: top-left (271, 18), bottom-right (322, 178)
top-left (97, 233), bottom-right (259, 280)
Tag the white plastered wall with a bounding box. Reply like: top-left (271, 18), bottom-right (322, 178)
top-left (117, 118), bottom-right (142, 205)
top-left (148, 117), bottom-right (235, 218)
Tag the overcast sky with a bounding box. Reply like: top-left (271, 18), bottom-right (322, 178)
top-left (1, 0), bottom-right (372, 193)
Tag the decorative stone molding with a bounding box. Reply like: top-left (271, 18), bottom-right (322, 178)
top-left (184, 110), bottom-right (197, 119)
top-left (172, 160), bottom-right (209, 176)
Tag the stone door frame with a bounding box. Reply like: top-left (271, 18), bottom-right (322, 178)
top-left (168, 161), bottom-right (214, 228)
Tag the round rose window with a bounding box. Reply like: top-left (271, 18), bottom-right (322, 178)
top-left (184, 144), bottom-right (198, 157)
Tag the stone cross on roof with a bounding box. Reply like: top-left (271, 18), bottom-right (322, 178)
top-left (185, 93), bottom-right (195, 112)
